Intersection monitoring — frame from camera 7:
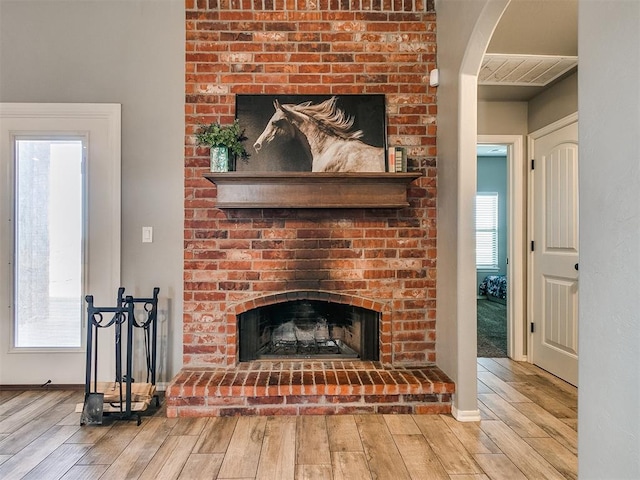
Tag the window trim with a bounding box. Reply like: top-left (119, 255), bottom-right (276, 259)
top-left (0, 103), bottom-right (120, 362)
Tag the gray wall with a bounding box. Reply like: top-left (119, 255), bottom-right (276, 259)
top-left (579, 1), bottom-right (640, 477)
top-left (476, 155), bottom-right (507, 291)
top-left (528, 72), bottom-right (578, 133)
top-left (0, 0), bottom-right (185, 384)
top-left (478, 101), bottom-right (528, 135)
top-left (478, 73), bottom-right (577, 137)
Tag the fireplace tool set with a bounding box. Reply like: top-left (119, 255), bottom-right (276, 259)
top-left (80, 287), bottom-right (160, 426)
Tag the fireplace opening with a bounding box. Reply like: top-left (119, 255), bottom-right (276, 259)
top-left (238, 300), bottom-right (379, 362)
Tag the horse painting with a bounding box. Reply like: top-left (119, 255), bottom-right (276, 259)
top-left (253, 97), bottom-right (386, 172)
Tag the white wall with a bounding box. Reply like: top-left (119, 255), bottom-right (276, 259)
top-left (0, 0), bottom-right (185, 384)
top-left (578, 1), bottom-right (640, 477)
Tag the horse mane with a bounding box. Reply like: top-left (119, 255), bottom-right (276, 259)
top-left (292, 97), bottom-right (364, 140)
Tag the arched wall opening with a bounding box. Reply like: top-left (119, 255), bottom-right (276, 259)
top-left (436, 0), bottom-right (510, 420)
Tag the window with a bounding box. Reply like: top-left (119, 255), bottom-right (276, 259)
top-left (476, 193), bottom-right (499, 270)
top-left (14, 138), bottom-right (85, 348)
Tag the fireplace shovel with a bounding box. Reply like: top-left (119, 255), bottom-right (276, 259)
top-left (80, 312), bottom-right (104, 425)
top-left (80, 390), bottom-right (104, 426)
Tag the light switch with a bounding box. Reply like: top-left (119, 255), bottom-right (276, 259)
top-left (142, 226), bottom-right (153, 243)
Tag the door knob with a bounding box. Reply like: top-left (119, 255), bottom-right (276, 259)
top-left (574, 263), bottom-right (579, 271)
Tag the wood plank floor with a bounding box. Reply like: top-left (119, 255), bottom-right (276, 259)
top-left (0, 359), bottom-right (577, 479)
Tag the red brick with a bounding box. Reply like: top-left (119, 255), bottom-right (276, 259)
top-left (299, 406), bottom-right (338, 415)
top-left (183, 2), bottom-right (438, 371)
top-left (256, 406), bottom-right (299, 415)
top-left (178, 406), bottom-right (223, 417)
top-left (285, 395), bottom-right (324, 405)
top-left (205, 396), bottom-right (246, 406)
top-left (166, 407), bottom-right (178, 418)
top-left (325, 395), bottom-right (362, 404)
top-left (246, 396), bottom-right (285, 405)
top-left (414, 404), bottom-right (451, 415)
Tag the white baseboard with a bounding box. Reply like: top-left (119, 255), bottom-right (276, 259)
top-left (451, 404), bottom-right (482, 422)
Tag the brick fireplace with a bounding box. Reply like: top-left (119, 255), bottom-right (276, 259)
top-left (166, 0), bottom-right (454, 416)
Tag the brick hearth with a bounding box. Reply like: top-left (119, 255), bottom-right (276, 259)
top-left (166, 361), bottom-right (454, 417)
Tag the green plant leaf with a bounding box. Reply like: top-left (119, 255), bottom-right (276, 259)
top-left (195, 119), bottom-right (249, 160)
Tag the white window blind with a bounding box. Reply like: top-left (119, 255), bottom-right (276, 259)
top-left (476, 193), bottom-right (499, 269)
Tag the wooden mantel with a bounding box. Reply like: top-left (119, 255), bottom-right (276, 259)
top-left (203, 172), bottom-right (422, 208)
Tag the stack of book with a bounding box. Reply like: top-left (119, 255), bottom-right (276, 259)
top-left (387, 146), bottom-right (407, 172)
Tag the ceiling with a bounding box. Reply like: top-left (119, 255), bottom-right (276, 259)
top-left (478, 0), bottom-right (578, 102)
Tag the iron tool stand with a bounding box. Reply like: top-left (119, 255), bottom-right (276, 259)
top-left (82, 293), bottom-right (137, 425)
top-left (80, 287), bottom-right (160, 426)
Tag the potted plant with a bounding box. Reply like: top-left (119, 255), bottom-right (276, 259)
top-left (195, 119), bottom-right (249, 172)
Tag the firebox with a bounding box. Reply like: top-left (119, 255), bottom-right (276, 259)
top-left (238, 300), bottom-right (379, 362)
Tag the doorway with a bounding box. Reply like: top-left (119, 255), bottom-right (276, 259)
top-left (477, 135), bottom-right (526, 361)
top-left (476, 144), bottom-right (508, 357)
top-left (0, 103), bottom-right (121, 385)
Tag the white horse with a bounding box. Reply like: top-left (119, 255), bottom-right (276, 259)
top-left (253, 97), bottom-right (385, 172)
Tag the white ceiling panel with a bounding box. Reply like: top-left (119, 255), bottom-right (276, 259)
top-left (479, 54), bottom-right (578, 87)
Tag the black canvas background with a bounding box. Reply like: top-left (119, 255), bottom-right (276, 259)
top-left (235, 94), bottom-right (386, 172)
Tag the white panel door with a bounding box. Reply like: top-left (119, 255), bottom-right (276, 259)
top-left (530, 120), bottom-right (578, 386)
top-left (0, 104), bottom-right (120, 385)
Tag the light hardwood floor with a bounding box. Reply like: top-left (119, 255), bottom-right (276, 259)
top-left (0, 358), bottom-right (577, 479)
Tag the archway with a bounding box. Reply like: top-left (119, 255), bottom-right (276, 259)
top-left (436, 0), bottom-right (510, 421)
